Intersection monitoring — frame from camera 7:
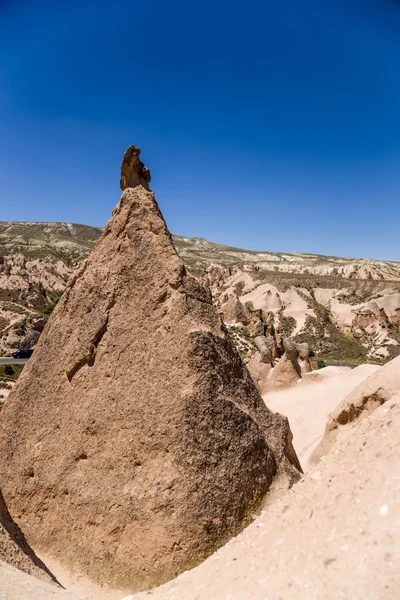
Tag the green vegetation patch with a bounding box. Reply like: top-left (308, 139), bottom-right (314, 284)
top-left (0, 290), bottom-right (20, 303)
top-left (34, 291), bottom-right (62, 315)
top-left (294, 314), bottom-right (370, 364)
top-left (0, 363), bottom-right (24, 381)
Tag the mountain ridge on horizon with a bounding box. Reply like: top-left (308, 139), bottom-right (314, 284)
top-left (0, 219), bottom-right (399, 265)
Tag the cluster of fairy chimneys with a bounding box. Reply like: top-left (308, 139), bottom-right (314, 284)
top-left (218, 293), bottom-right (311, 382)
top-left (350, 304), bottom-right (400, 330)
top-left (254, 316), bottom-right (295, 367)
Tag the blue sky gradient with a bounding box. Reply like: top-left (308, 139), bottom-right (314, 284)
top-left (1, 0), bottom-right (399, 259)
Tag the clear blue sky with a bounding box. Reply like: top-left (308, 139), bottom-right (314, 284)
top-left (1, 0), bottom-right (399, 260)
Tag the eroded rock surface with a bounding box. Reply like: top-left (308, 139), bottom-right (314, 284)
top-left (0, 147), bottom-right (300, 592)
top-left (247, 338), bottom-right (311, 394)
top-left (220, 295), bottom-right (250, 325)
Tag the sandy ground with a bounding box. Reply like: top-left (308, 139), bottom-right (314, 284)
top-left (37, 554), bottom-right (127, 600)
top-left (264, 364), bottom-right (380, 470)
top-left (0, 553), bottom-right (129, 600)
top-left (0, 386), bottom-right (13, 399)
top-left (0, 560), bottom-right (81, 600)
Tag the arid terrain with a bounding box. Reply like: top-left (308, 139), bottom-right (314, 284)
top-left (1, 222), bottom-right (400, 362)
top-left (1, 359), bottom-right (399, 600)
top-left (0, 221), bottom-right (102, 356)
top-left (0, 147), bottom-right (399, 600)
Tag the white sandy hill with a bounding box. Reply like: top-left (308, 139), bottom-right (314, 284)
top-left (130, 360), bottom-right (400, 600)
top-left (264, 364), bottom-right (380, 469)
top-left (311, 355), bottom-right (400, 465)
top-left (241, 283), bottom-right (316, 334)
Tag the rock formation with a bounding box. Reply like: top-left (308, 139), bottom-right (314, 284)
top-left (246, 308), bottom-right (264, 337)
top-left (254, 335), bottom-right (275, 366)
top-left (261, 340), bottom-right (311, 393)
top-left (206, 264), bottom-right (232, 292)
top-left (264, 354), bottom-right (299, 391)
top-left (246, 326), bottom-right (312, 395)
top-left (220, 295), bottom-right (250, 324)
top-left (0, 146), bottom-right (301, 592)
top-left (2, 226), bottom-right (400, 360)
top-left (1, 219), bottom-right (400, 359)
top-left (245, 352), bottom-right (273, 395)
top-left (132, 387), bottom-right (400, 600)
top-left (296, 341), bottom-right (312, 374)
top-left (120, 145), bottom-right (151, 191)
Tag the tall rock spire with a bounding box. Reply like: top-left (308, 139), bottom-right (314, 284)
top-left (0, 146), bottom-right (300, 592)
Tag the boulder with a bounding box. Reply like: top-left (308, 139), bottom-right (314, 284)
top-left (120, 144), bottom-right (151, 190)
top-left (0, 146), bottom-right (301, 592)
top-left (264, 354), bottom-right (300, 392)
top-left (254, 335), bottom-right (275, 366)
top-left (130, 394), bottom-right (400, 600)
top-left (263, 339), bottom-right (303, 392)
top-left (296, 341), bottom-right (312, 374)
top-left (260, 339), bottom-right (312, 393)
top-left (246, 308), bottom-right (264, 337)
top-left (246, 352), bottom-right (273, 395)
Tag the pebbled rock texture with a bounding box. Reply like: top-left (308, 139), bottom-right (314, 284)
top-left (0, 147), bottom-right (300, 592)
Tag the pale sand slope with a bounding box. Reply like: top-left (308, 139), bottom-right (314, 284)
top-left (0, 561), bottom-right (81, 600)
top-left (38, 554), bottom-right (128, 600)
top-left (264, 364), bottom-right (380, 470)
top-left (131, 395), bottom-right (400, 600)
top-left (241, 283), bottom-right (316, 334)
top-left (0, 554), bottom-right (128, 600)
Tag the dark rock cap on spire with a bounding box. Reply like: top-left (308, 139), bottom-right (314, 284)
top-left (120, 144), bottom-right (151, 191)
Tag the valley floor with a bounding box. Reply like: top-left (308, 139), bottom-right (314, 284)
top-left (265, 364), bottom-right (380, 469)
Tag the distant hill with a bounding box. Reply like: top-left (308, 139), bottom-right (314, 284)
top-left (0, 221), bottom-right (399, 361)
top-left (173, 235), bottom-right (400, 279)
